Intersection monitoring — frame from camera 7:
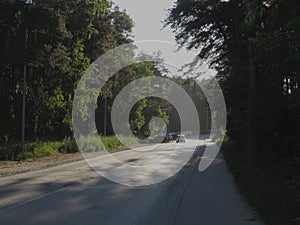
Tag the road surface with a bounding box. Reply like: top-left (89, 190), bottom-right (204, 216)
top-left (0, 138), bottom-right (264, 225)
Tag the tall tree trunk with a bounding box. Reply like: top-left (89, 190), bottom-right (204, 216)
top-left (0, 29), bottom-right (10, 95)
top-left (247, 45), bottom-right (257, 165)
top-left (245, 0), bottom-right (260, 166)
top-left (21, 27), bottom-right (28, 144)
top-left (33, 114), bottom-right (39, 141)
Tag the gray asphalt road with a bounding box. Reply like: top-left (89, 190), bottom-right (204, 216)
top-left (0, 139), bottom-right (264, 225)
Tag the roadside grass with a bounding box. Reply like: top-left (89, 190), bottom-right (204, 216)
top-left (222, 139), bottom-right (300, 225)
top-left (102, 136), bottom-right (137, 150)
top-left (0, 136), bottom-right (137, 161)
top-left (0, 138), bottom-right (78, 161)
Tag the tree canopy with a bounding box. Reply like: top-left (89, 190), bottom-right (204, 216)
top-left (167, 0), bottom-right (300, 164)
top-left (0, 0), bottom-right (169, 142)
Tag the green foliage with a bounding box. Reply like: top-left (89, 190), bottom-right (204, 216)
top-left (0, 142), bottom-right (59, 161)
top-left (101, 136), bottom-right (124, 150)
top-left (77, 135), bottom-right (105, 152)
top-left (32, 143), bottom-right (59, 158)
top-left (95, 60), bottom-right (171, 137)
top-left (68, 135), bottom-right (137, 153)
top-left (0, 135), bottom-right (135, 161)
top-left (222, 139), bottom-right (300, 225)
top-left (0, 0), bottom-right (170, 145)
top-left (130, 99), bottom-right (147, 135)
top-left (0, 0), bottom-right (134, 143)
top-left (107, 135), bottom-right (139, 149)
top-left (167, 1), bottom-right (300, 222)
top-left (167, 0), bottom-right (300, 158)
top-left (58, 138), bottom-right (79, 154)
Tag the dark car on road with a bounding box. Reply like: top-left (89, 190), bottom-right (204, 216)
top-left (169, 132), bottom-right (178, 140)
top-left (163, 133), bottom-right (174, 143)
top-left (176, 134), bottom-right (186, 143)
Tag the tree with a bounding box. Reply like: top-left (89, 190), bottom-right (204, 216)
top-left (166, 0), bottom-right (300, 165)
top-left (0, 0), bottom-right (135, 142)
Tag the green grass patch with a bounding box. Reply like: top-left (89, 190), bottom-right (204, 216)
top-left (102, 136), bottom-right (123, 149)
top-left (0, 136), bottom-right (138, 161)
top-left (0, 139), bottom-right (78, 161)
top-left (77, 135), bottom-right (138, 152)
top-left (102, 135), bottom-right (138, 149)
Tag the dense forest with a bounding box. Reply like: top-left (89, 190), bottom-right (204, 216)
top-left (0, 0), bottom-right (126, 142)
top-left (167, 0), bottom-right (299, 224)
top-left (167, 0), bottom-right (300, 165)
top-left (0, 0), bottom-right (212, 146)
top-left (0, 0), bottom-right (179, 144)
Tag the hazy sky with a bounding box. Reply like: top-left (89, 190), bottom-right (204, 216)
top-left (112, 0), bottom-right (202, 77)
top-left (111, 0), bottom-right (216, 78)
top-left (113, 0), bottom-right (175, 41)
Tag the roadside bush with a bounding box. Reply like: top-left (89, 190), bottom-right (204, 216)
top-left (0, 136), bottom-right (137, 161)
top-left (102, 136), bottom-right (123, 150)
top-left (77, 136), bottom-right (105, 152)
top-left (16, 142), bottom-right (60, 160)
top-left (58, 138), bottom-right (79, 154)
top-left (0, 143), bottom-right (24, 161)
top-left (0, 141), bottom-right (62, 161)
top-left (222, 138), bottom-right (300, 225)
top-left (34, 142), bottom-right (60, 157)
top-left (77, 135), bottom-right (137, 152)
